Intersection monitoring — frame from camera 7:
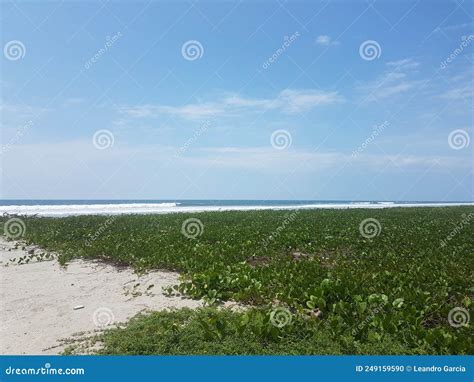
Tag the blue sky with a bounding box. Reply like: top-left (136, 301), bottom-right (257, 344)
top-left (1, 0), bottom-right (473, 201)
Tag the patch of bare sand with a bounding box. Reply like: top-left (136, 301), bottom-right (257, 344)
top-left (0, 237), bottom-right (206, 355)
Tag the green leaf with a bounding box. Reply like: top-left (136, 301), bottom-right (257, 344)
top-left (392, 298), bottom-right (404, 309)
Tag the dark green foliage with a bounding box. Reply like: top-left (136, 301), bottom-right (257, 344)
top-left (98, 308), bottom-right (411, 355)
top-left (3, 207), bottom-right (472, 354)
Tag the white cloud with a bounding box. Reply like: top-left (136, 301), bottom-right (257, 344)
top-left (435, 22), bottom-right (474, 33)
top-left (62, 97), bottom-right (86, 107)
top-left (2, 141), bottom-right (469, 199)
top-left (0, 103), bottom-right (49, 119)
top-left (360, 58), bottom-right (425, 100)
top-left (172, 146), bottom-right (468, 172)
top-left (386, 59), bottom-right (420, 70)
top-left (222, 95), bottom-right (274, 109)
top-left (315, 35), bottom-right (339, 46)
top-left (116, 103), bottom-right (225, 119)
top-left (5, 141), bottom-right (467, 174)
top-left (278, 89), bottom-right (341, 113)
top-left (0, 103), bottom-right (49, 138)
top-left (438, 84), bottom-right (473, 101)
top-left (118, 89), bottom-right (343, 120)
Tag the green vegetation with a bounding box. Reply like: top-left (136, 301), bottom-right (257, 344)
top-left (97, 308), bottom-right (411, 355)
top-left (3, 207), bottom-right (473, 354)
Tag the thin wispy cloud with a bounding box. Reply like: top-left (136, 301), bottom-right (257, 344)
top-left (2, 1), bottom-right (472, 200)
top-left (62, 97), bottom-right (86, 107)
top-left (118, 89), bottom-right (343, 120)
top-left (5, 141), bottom-right (468, 175)
top-left (438, 84), bottom-right (473, 101)
top-left (359, 59), bottom-right (425, 101)
top-left (192, 147), bottom-right (466, 170)
top-left (315, 35), bottom-right (339, 46)
top-left (435, 22), bottom-right (474, 33)
top-left (0, 103), bottom-right (49, 118)
top-left (386, 59), bottom-right (420, 70)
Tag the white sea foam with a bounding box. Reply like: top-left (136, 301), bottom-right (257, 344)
top-left (0, 202), bottom-right (472, 217)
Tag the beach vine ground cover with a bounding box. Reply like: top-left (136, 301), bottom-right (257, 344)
top-left (3, 207), bottom-right (472, 354)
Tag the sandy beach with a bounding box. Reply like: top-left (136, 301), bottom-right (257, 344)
top-left (0, 206), bottom-right (471, 357)
top-left (0, 237), bottom-right (204, 355)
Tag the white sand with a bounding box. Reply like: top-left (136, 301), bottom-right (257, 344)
top-left (0, 237), bottom-right (205, 355)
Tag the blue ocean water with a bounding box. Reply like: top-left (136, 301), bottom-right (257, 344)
top-left (0, 199), bottom-right (466, 206)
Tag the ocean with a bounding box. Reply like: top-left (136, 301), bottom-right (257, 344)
top-left (0, 200), bottom-right (472, 217)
